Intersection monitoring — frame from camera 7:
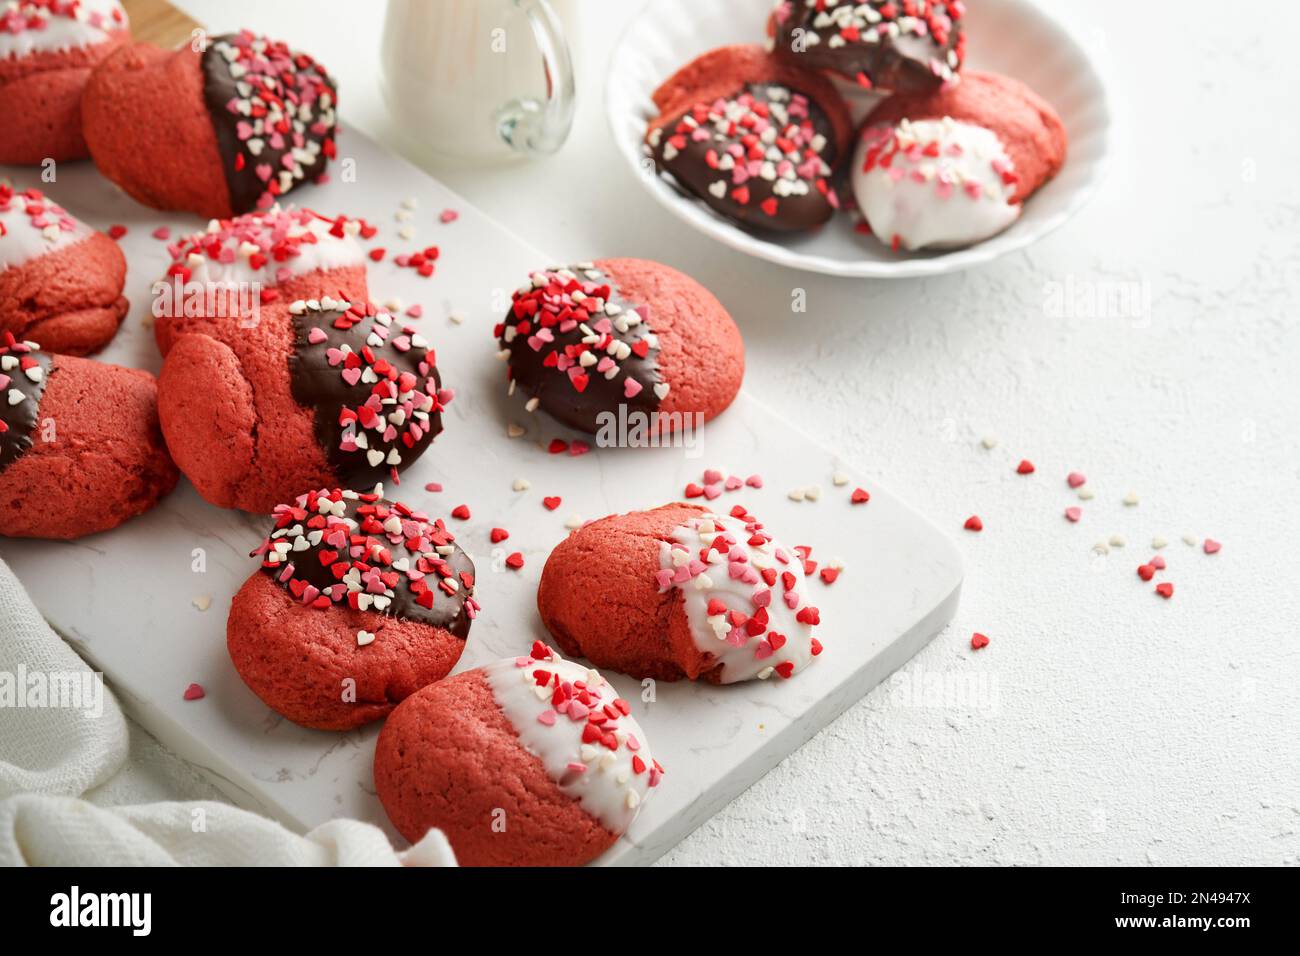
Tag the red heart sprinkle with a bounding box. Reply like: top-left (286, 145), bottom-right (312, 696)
top-left (1137, 564), bottom-right (1155, 581)
top-left (851, 488), bottom-right (870, 504)
top-left (964, 515), bottom-right (983, 532)
top-left (547, 439), bottom-right (568, 454)
top-left (1155, 582), bottom-right (1174, 599)
top-left (1016, 459), bottom-right (1035, 475)
top-left (542, 496), bottom-right (561, 511)
top-left (819, 567), bottom-right (840, 585)
top-left (490, 528), bottom-right (509, 543)
top-left (684, 483), bottom-right (704, 499)
top-left (451, 504), bottom-right (470, 520)
top-left (970, 632), bottom-right (989, 650)
top-left (505, 552), bottom-right (525, 570)
top-left (183, 682), bottom-right (205, 701)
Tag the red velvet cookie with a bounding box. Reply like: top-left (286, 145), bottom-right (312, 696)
top-left (645, 45), bottom-right (850, 232)
top-left (494, 258), bottom-right (743, 436)
top-left (228, 487), bottom-right (479, 731)
top-left (850, 72), bottom-right (1067, 250)
top-left (82, 28), bottom-right (337, 218)
top-left (154, 208), bottom-right (448, 513)
top-left (538, 502), bottom-right (823, 684)
top-left (0, 184), bottom-right (127, 355)
top-left (0, 334), bottom-right (177, 539)
top-left (0, 0), bottom-right (129, 164)
top-left (769, 0), bottom-right (965, 94)
top-left (374, 641), bottom-right (662, 866)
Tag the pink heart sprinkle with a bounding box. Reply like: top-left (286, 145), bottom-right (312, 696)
top-left (307, 327), bottom-right (327, 344)
top-left (1151, 555), bottom-right (1167, 570)
top-left (537, 710), bottom-right (557, 726)
top-left (703, 484), bottom-right (722, 500)
top-left (1203, 538), bottom-right (1221, 555)
top-left (1064, 507), bottom-right (1082, 523)
top-left (341, 367), bottom-right (361, 386)
top-left (1067, 472), bottom-right (1086, 488)
top-left (745, 474), bottom-right (763, 488)
top-left (624, 378), bottom-right (643, 399)
top-left (724, 476), bottom-right (743, 491)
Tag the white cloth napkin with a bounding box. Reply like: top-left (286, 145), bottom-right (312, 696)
top-left (0, 556), bottom-right (455, 866)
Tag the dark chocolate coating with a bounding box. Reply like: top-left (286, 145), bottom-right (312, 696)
top-left (770, 0), bottom-right (964, 93)
top-left (497, 265), bottom-right (662, 434)
top-left (257, 490), bottom-right (476, 638)
top-left (288, 303), bottom-right (443, 490)
top-left (650, 82), bottom-right (839, 233)
top-left (200, 32), bottom-right (337, 215)
top-left (0, 345), bottom-right (51, 473)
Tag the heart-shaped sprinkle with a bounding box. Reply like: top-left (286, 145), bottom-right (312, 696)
top-left (1203, 538), bottom-right (1221, 554)
top-left (970, 632), bottom-right (989, 650)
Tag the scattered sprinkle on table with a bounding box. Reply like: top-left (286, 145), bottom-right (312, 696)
top-left (964, 515), bottom-right (983, 532)
top-left (1015, 459), bottom-right (1035, 475)
top-left (505, 551), bottom-right (525, 570)
top-left (192, 595), bottom-right (212, 611)
top-left (183, 683), bottom-right (205, 701)
top-left (970, 632), bottom-right (990, 650)
top-left (451, 504), bottom-right (470, 520)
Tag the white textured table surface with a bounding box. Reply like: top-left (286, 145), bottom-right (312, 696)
top-left (95, 0), bottom-right (1299, 866)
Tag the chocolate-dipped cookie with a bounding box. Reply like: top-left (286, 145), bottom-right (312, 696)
top-left (0, 0), bottom-right (130, 165)
top-left (0, 334), bottom-right (178, 539)
top-left (159, 292), bottom-right (447, 514)
top-left (769, 0), bottom-right (965, 93)
top-left (538, 502), bottom-right (824, 684)
top-left (646, 45), bottom-right (850, 233)
top-left (0, 184), bottom-right (128, 355)
top-left (82, 28), bottom-right (336, 218)
top-left (375, 642), bottom-right (662, 866)
top-left (494, 258), bottom-right (743, 437)
top-left (228, 486), bottom-right (478, 730)
top-left (852, 71), bottom-right (1068, 251)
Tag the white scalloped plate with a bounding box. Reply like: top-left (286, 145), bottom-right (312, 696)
top-left (606, 0), bottom-right (1112, 278)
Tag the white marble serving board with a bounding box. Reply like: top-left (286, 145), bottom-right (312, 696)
top-left (0, 129), bottom-right (961, 865)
